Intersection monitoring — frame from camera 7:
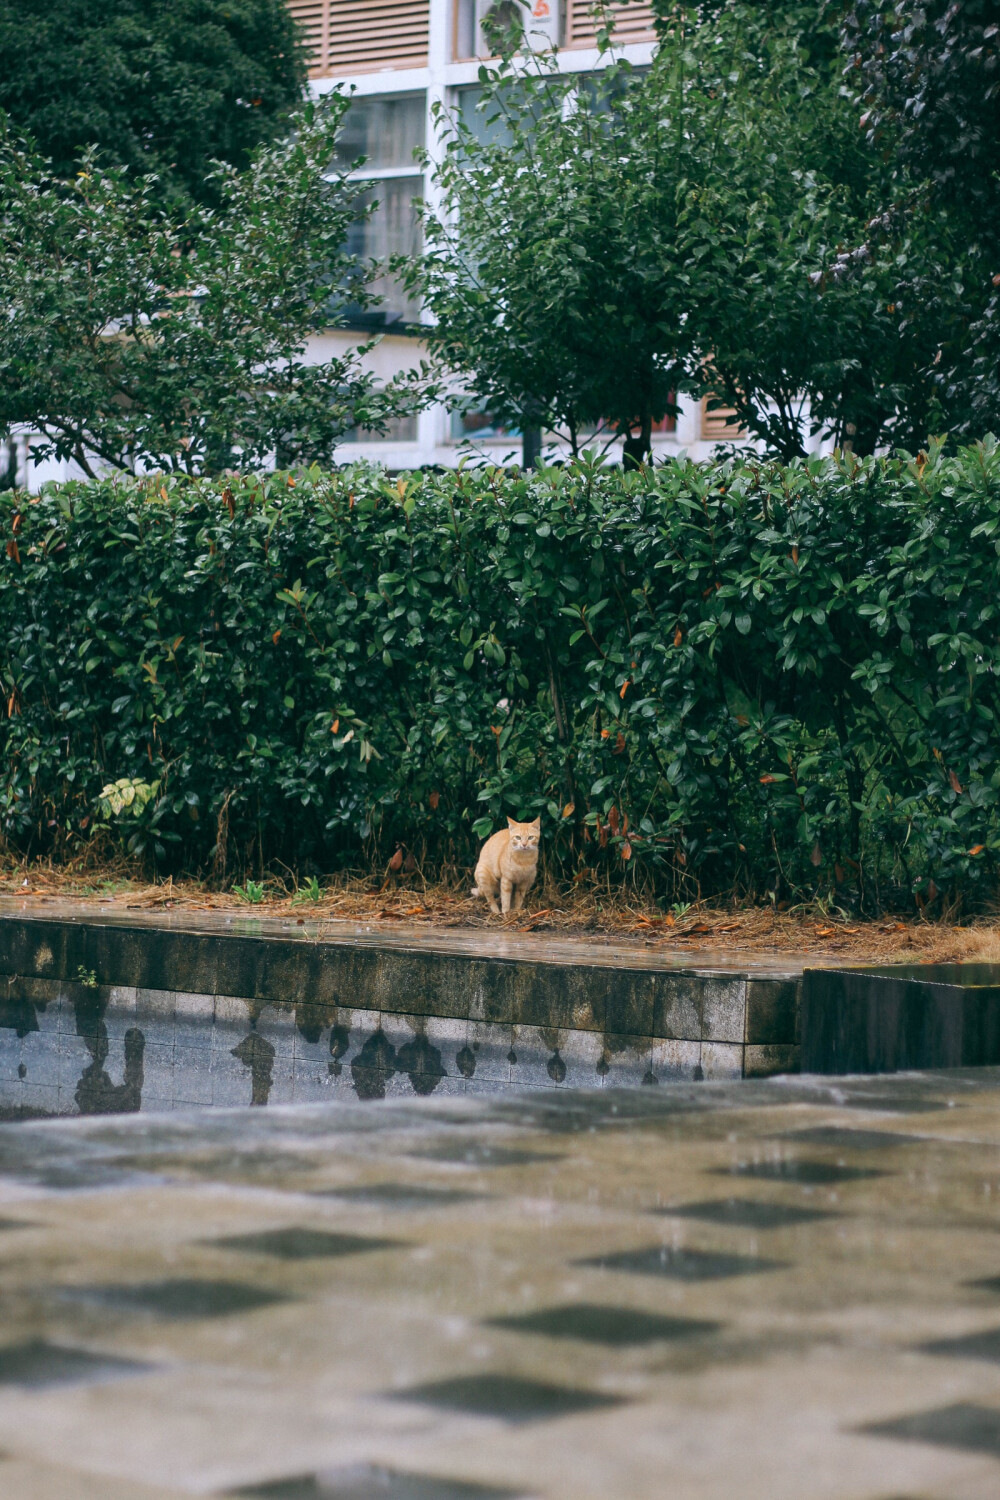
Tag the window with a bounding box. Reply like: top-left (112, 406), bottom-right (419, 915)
top-left (453, 0), bottom-right (559, 60)
top-left (343, 414), bottom-right (420, 443)
top-left (338, 95), bottom-right (425, 328)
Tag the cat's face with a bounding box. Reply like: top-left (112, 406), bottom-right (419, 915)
top-left (507, 816), bottom-right (541, 851)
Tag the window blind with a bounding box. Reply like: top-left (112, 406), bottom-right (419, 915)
top-left (287, 0), bottom-right (430, 75)
top-left (563, 1), bottom-right (657, 48)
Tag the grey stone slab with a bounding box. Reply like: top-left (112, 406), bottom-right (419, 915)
top-left (135, 987), bottom-right (176, 1022)
top-left (700, 1042), bottom-right (744, 1081)
top-left (744, 1044), bottom-right (799, 1078)
top-left (651, 976), bottom-right (703, 1041)
top-left (649, 1039), bottom-right (702, 1083)
top-left (597, 1033), bottom-right (653, 1089)
top-left (18, 1081), bottom-right (60, 1115)
top-left (463, 1021), bottom-right (512, 1084)
top-left (172, 1045), bottom-right (215, 1106)
top-left (745, 979), bottom-right (800, 1046)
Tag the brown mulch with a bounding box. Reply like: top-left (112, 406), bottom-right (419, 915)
top-left (2, 863), bottom-right (999, 966)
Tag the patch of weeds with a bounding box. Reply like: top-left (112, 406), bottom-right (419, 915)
top-left (232, 880), bottom-right (266, 904)
top-left (75, 966), bottom-right (99, 989)
top-left (292, 876), bottom-right (324, 905)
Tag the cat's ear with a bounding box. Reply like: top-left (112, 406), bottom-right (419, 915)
top-left (507, 816), bottom-right (518, 828)
top-left (530, 817), bottom-right (541, 830)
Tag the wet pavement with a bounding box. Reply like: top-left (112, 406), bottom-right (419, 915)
top-left (0, 1073), bottom-right (1000, 1495)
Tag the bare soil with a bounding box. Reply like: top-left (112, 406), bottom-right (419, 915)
top-left (2, 863), bottom-right (999, 966)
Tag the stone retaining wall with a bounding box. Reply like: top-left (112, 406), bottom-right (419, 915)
top-left (0, 916), bottom-right (800, 1115)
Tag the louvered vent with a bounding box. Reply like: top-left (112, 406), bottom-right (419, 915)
top-left (564, 1), bottom-right (657, 47)
top-left (288, 0), bottom-right (431, 75)
top-left (287, 0), bottom-right (326, 71)
top-left (700, 397), bottom-right (746, 443)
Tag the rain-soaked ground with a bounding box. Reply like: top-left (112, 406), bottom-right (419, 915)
top-left (2, 1072), bottom-right (1000, 1498)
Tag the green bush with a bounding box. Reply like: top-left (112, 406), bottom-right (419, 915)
top-left (2, 442), bottom-right (1000, 911)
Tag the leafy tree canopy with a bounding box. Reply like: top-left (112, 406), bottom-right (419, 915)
top-left (0, 99), bottom-right (427, 475)
top-left (410, 2), bottom-right (939, 461)
top-left (0, 0), bottom-right (306, 210)
top-left (841, 1), bottom-right (1000, 438)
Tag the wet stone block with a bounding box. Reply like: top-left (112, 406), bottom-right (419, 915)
top-left (66, 1278), bottom-right (293, 1319)
top-left (485, 1303), bottom-right (720, 1347)
top-left (206, 1228), bottom-right (406, 1259)
top-left (231, 1465), bottom-right (524, 1498)
top-left (656, 1199), bottom-right (835, 1229)
top-left (0, 1339), bottom-right (152, 1390)
top-left (801, 962), bottom-right (1000, 1073)
top-left (722, 1161), bottom-right (885, 1186)
top-left (743, 1043), bottom-right (799, 1078)
top-left (577, 1244), bottom-right (787, 1281)
top-left (391, 1372), bottom-right (625, 1424)
top-left (860, 1401), bottom-right (1000, 1458)
top-left (744, 979), bottom-right (800, 1046)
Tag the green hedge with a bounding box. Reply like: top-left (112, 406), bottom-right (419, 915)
top-left (2, 442), bottom-right (1000, 910)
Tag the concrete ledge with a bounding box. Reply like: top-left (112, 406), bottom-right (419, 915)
top-left (0, 909), bottom-right (804, 1114)
top-left (801, 963), bottom-right (1000, 1074)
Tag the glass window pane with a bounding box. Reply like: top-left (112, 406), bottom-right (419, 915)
top-left (334, 95), bottom-right (426, 172)
top-left (345, 177), bottom-right (423, 322)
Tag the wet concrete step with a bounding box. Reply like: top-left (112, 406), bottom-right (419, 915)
top-left (0, 904), bottom-right (804, 1115)
top-left (802, 963), bottom-right (1000, 1074)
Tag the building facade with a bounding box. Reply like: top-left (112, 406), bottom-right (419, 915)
top-left (294, 0), bottom-right (748, 469)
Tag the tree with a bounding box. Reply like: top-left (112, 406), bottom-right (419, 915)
top-left (0, 100), bottom-right (426, 476)
top-left (842, 1), bottom-right (1000, 438)
top-left (0, 0), bottom-right (306, 212)
top-left (406, 55), bottom-right (698, 463)
top-left (671, 3), bottom-right (946, 456)
top-left (412, 4), bottom-right (938, 463)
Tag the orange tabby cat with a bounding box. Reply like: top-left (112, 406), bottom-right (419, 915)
top-left (472, 816), bottom-right (541, 914)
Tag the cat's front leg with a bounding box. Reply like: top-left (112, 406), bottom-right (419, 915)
top-left (511, 883), bottom-right (527, 911)
top-left (500, 876), bottom-right (514, 914)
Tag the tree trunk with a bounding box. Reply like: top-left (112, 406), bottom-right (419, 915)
top-left (622, 413), bottom-right (652, 470)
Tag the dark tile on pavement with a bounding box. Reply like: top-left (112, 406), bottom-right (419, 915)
top-left (576, 1245), bottom-right (787, 1281)
top-left (390, 1373), bottom-right (625, 1424)
top-left (656, 1199), bottom-right (834, 1230)
top-left (775, 1127), bottom-right (922, 1151)
top-left (231, 1466), bottom-right (523, 1498)
top-left (205, 1228), bottom-right (407, 1259)
top-left (860, 1401), bottom-right (1000, 1458)
top-left (721, 1161), bottom-right (885, 1186)
top-left (920, 1326), bottom-right (1000, 1363)
top-left (315, 1184), bottom-right (489, 1210)
top-left (64, 1277), bottom-right (292, 1319)
top-left (0, 1338), bottom-right (152, 1390)
top-left (485, 1302), bottom-right (720, 1347)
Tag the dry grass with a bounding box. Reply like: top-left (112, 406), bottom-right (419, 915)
top-left (2, 859), bottom-right (999, 965)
